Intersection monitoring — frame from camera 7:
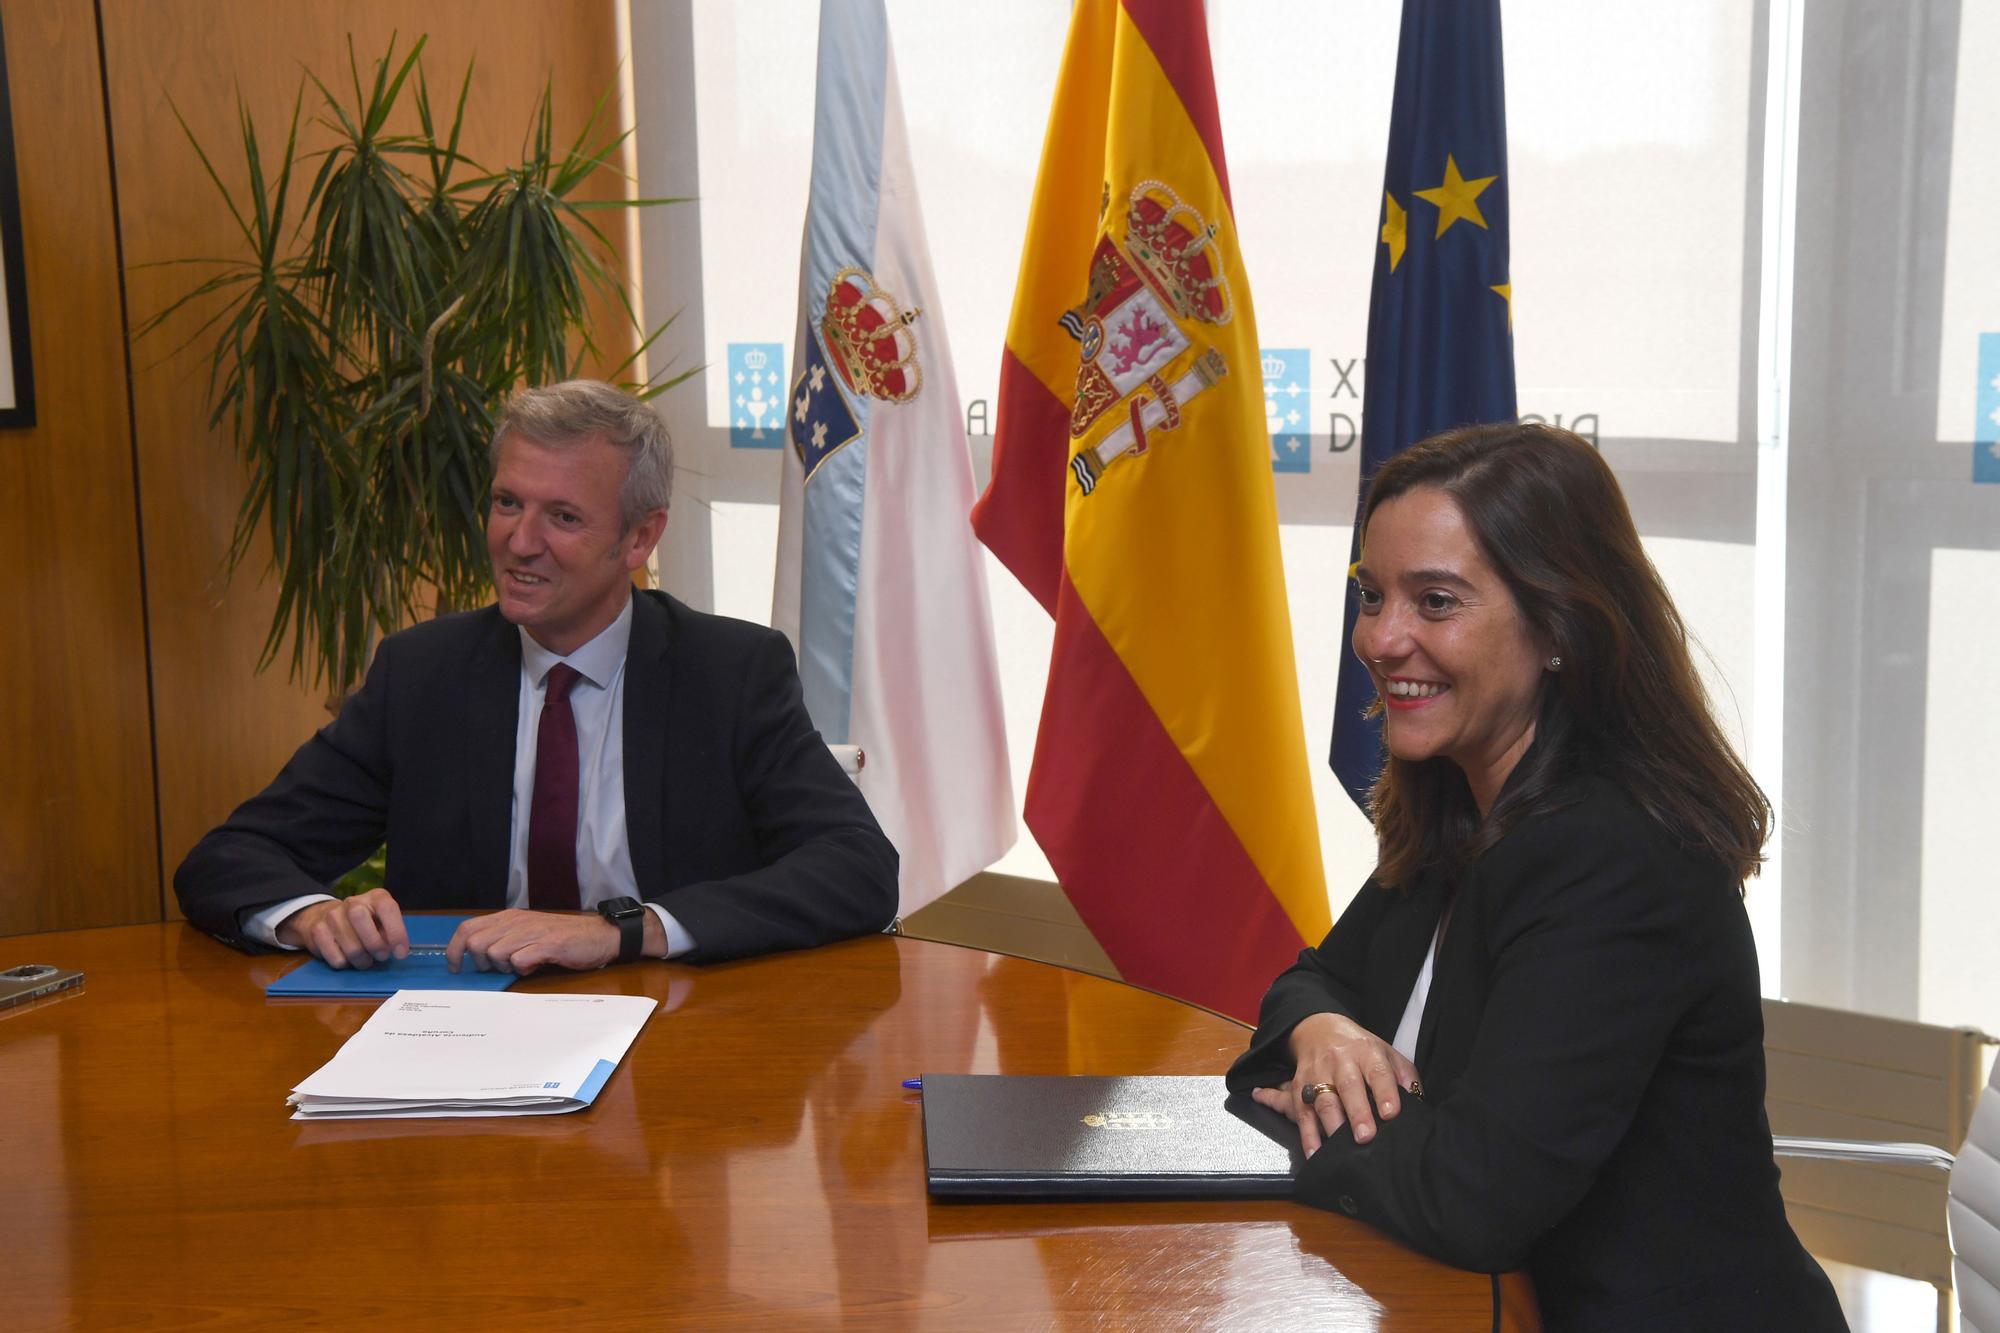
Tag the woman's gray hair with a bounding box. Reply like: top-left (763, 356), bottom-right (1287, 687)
top-left (491, 380), bottom-right (673, 531)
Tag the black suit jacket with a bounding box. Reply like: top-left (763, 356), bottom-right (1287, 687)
top-left (1227, 776), bottom-right (1845, 1332)
top-left (175, 590), bottom-right (898, 961)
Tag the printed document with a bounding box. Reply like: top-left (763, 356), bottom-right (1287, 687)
top-left (288, 990), bottom-right (657, 1119)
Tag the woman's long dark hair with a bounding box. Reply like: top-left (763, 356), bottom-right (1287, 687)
top-left (1362, 421), bottom-right (1770, 890)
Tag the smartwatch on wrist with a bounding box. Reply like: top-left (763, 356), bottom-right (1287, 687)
top-left (596, 896), bottom-right (646, 965)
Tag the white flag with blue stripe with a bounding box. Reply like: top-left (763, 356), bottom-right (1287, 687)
top-left (773, 0), bottom-right (1015, 916)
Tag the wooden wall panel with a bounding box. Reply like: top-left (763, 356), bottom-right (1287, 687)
top-left (0, 0), bottom-right (161, 935)
top-left (99, 1), bottom-right (632, 910)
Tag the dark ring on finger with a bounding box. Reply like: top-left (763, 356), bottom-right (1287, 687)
top-left (1301, 1082), bottom-right (1335, 1106)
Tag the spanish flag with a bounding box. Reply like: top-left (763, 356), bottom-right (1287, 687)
top-left (972, 0), bottom-right (1327, 1021)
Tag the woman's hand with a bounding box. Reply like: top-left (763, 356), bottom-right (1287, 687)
top-left (1249, 1011), bottom-right (1419, 1156)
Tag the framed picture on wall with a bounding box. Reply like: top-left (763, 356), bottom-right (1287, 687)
top-left (0, 16), bottom-right (35, 429)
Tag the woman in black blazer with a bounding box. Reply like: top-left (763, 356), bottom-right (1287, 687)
top-left (1228, 423), bottom-right (1845, 1330)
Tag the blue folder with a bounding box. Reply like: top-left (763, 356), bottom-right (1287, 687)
top-left (265, 915), bottom-right (517, 998)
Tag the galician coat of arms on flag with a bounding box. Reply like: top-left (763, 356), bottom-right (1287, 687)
top-left (791, 267), bottom-right (923, 483)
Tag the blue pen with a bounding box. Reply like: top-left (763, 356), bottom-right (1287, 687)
top-left (901, 1077), bottom-right (922, 1090)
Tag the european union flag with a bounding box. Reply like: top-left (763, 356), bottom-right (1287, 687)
top-left (1329, 0), bottom-right (1518, 810)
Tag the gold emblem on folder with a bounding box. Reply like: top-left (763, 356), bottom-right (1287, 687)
top-left (1080, 1111), bottom-right (1177, 1130)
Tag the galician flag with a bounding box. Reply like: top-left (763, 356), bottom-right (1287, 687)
top-left (773, 0), bottom-right (1015, 917)
top-left (971, 0), bottom-right (1328, 1021)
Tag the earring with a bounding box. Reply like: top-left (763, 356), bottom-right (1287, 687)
top-left (1548, 656), bottom-right (1563, 671)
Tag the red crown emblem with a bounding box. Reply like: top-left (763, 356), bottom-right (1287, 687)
top-left (1123, 181), bottom-right (1230, 326)
top-left (819, 267), bottom-right (924, 404)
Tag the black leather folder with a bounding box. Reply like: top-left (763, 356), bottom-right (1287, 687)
top-left (920, 1074), bottom-right (1304, 1199)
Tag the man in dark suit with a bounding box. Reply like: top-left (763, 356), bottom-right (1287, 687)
top-left (175, 380), bottom-right (898, 973)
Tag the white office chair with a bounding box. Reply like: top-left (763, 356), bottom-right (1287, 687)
top-left (1951, 1059), bottom-right (2000, 1333)
top-left (1775, 1053), bottom-right (2000, 1332)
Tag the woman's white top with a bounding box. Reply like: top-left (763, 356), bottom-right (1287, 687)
top-left (1390, 921), bottom-right (1443, 1064)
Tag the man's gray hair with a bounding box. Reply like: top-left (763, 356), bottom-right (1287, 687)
top-left (491, 380), bottom-right (673, 531)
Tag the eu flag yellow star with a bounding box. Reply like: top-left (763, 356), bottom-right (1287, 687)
top-left (1415, 154), bottom-right (1497, 239)
top-left (1381, 192), bottom-right (1408, 273)
top-left (1491, 281), bottom-right (1512, 329)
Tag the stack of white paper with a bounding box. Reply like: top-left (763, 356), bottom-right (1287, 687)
top-left (288, 990), bottom-right (657, 1119)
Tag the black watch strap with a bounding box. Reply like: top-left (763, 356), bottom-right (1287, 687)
top-left (596, 896), bottom-right (645, 965)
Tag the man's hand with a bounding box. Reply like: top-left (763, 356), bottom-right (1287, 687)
top-left (1249, 1011), bottom-right (1419, 1156)
top-left (276, 889), bottom-right (410, 969)
top-left (444, 910), bottom-right (631, 975)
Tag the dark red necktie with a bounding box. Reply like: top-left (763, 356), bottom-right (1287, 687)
top-left (527, 663), bottom-right (582, 911)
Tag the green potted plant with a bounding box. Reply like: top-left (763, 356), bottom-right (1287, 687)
top-left (139, 35), bottom-right (682, 698)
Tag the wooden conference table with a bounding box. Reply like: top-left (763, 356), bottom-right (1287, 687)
top-left (2, 924), bottom-right (1537, 1329)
